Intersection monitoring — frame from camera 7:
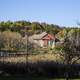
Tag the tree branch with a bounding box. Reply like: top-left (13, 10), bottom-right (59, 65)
top-left (72, 56), bottom-right (80, 64)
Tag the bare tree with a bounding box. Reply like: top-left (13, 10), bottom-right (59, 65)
top-left (55, 29), bottom-right (80, 80)
top-left (64, 29), bottom-right (80, 80)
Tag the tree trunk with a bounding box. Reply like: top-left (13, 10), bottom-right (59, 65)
top-left (66, 78), bottom-right (69, 80)
top-left (65, 71), bottom-right (69, 80)
top-left (65, 54), bottom-right (70, 80)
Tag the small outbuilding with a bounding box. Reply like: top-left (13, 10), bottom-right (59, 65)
top-left (29, 32), bottom-right (59, 48)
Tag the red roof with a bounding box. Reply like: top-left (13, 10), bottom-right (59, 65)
top-left (42, 34), bottom-right (55, 40)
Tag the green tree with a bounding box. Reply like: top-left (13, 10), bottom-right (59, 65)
top-left (31, 22), bottom-right (43, 33)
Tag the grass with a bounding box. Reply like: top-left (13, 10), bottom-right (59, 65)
top-left (0, 76), bottom-right (80, 80)
top-left (0, 53), bottom-right (80, 79)
top-left (0, 53), bottom-right (63, 63)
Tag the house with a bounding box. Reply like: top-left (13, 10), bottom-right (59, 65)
top-left (28, 32), bottom-right (59, 48)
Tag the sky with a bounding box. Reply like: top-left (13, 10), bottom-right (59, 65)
top-left (0, 0), bottom-right (80, 27)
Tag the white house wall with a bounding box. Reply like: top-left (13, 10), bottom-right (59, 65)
top-left (39, 40), bottom-right (44, 47)
top-left (33, 40), bottom-right (44, 47)
top-left (52, 41), bottom-right (55, 48)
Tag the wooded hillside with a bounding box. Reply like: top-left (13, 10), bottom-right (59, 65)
top-left (0, 20), bottom-right (79, 51)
